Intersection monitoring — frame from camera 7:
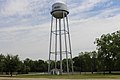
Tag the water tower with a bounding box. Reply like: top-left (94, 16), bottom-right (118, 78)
top-left (48, 2), bottom-right (73, 75)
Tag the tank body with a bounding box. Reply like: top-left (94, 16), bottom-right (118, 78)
top-left (51, 3), bottom-right (69, 18)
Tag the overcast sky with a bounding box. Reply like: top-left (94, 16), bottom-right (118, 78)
top-left (0, 0), bottom-right (120, 60)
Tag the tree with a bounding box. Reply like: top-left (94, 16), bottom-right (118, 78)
top-left (73, 56), bottom-right (80, 72)
top-left (44, 61), bottom-right (48, 72)
top-left (73, 51), bottom-right (98, 74)
top-left (0, 54), bottom-right (4, 74)
top-left (62, 59), bottom-right (72, 72)
top-left (4, 54), bottom-right (20, 76)
top-left (95, 31), bottom-right (120, 74)
top-left (89, 51), bottom-right (98, 74)
top-left (24, 58), bottom-right (48, 72)
top-left (35, 59), bottom-right (47, 72)
top-left (24, 58), bottom-right (32, 72)
top-left (82, 52), bottom-right (91, 72)
top-left (115, 53), bottom-right (120, 71)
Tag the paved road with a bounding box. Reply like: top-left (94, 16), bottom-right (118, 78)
top-left (0, 77), bottom-right (120, 80)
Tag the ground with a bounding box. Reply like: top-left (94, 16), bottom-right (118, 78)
top-left (0, 73), bottom-right (120, 80)
top-left (0, 77), bottom-right (120, 80)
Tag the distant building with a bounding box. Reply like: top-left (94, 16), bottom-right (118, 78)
top-left (50, 68), bottom-right (60, 75)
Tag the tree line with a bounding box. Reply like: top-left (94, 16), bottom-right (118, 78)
top-left (74, 30), bottom-right (120, 74)
top-left (0, 54), bottom-right (49, 76)
top-left (0, 30), bottom-right (120, 76)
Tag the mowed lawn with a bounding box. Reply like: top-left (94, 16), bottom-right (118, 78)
top-left (14, 73), bottom-right (120, 79)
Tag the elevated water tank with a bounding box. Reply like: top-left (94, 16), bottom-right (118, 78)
top-left (51, 3), bottom-right (69, 19)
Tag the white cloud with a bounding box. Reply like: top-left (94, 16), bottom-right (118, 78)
top-left (0, 14), bottom-right (119, 60)
top-left (70, 0), bottom-right (101, 14)
top-left (0, 22), bottom-right (49, 41)
top-left (1, 0), bottom-right (30, 16)
top-left (70, 14), bottom-right (120, 56)
top-left (0, 22), bottom-right (50, 60)
top-left (95, 7), bottom-right (120, 18)
top-left (0, 0), bottom-right (120, 60)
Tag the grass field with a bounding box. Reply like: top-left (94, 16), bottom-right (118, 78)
top-left (14, 73), bottom-right (120, 79)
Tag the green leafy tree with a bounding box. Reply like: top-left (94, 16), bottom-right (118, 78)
top-left (36, 59), bottom-right (47, 72)
top-left (95, 31), bottom-right (120, 74)
top-left (0, 54), bottom-right (5, 74)
top-left (90, 51), bottom-right (98, 74)
top-left (73, 56), bottom-right (80, 72)
top-left (4, 54), bottom-right (20, 76)
top-left (24, 58), bottom-right (32, 72)
top-left (115, 53), bottom-right (120, 71)
top-left (73, 51), bottom-right (98, 74)
top-left (82, 52), bottom-right (91, 72)
top-left (24, 58), bottom-right (48, 72)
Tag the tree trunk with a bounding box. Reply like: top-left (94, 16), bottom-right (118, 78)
top-left (103, 68), bottom-right (105, 75)
top-left (109, 65), bottom-right (111, 74)
top-left (10, 72), bottom-right (12, 77)
top-left (2, 71), bottom-right (3, 75)
top-left (91, 66), bottom-right (93, 74)
top-left (109, 70), bottom-right (111, 74)
top-left (6, 72), bottom-right (9, 75)
top-left (103, 70), bottom-right (105, 75)
top-left (91, 70), bottom-right (93, 74)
